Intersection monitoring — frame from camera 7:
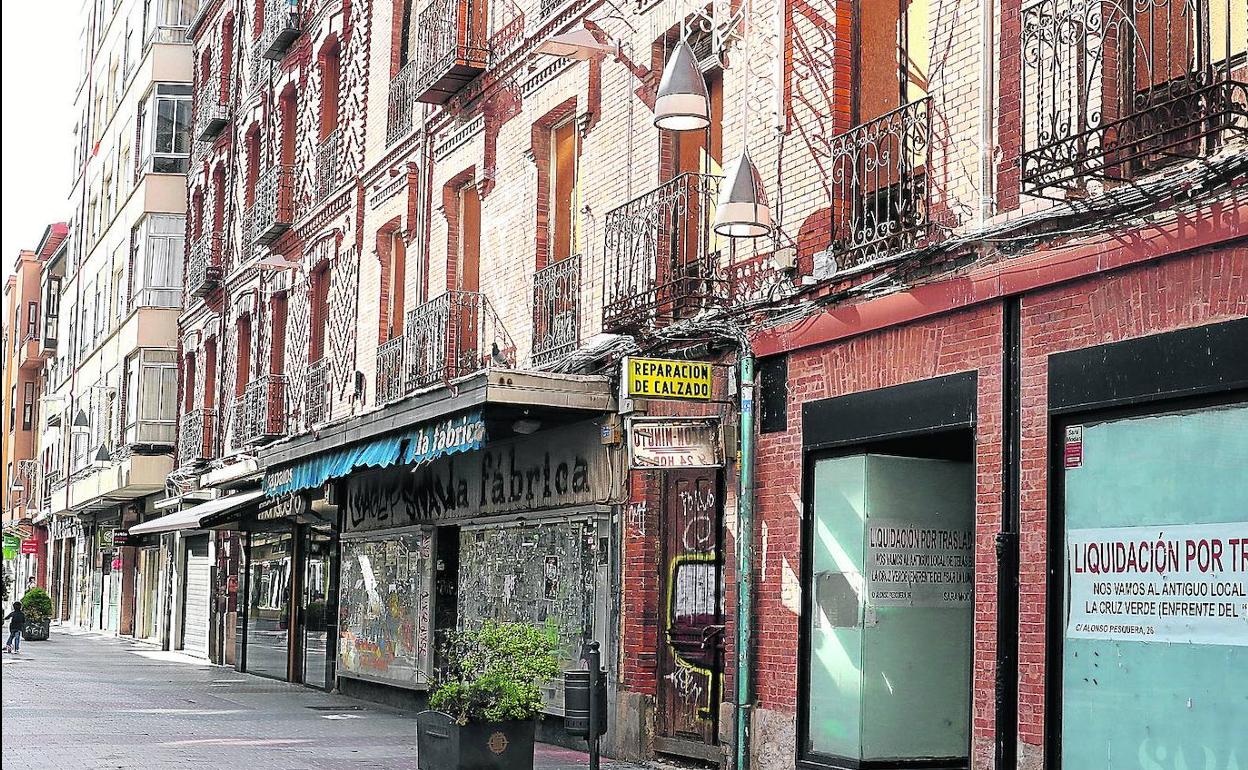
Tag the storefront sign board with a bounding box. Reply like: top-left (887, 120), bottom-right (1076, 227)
top-left (628, 417), bottom-right (722, 468)
top-left (343, 422), bottom-right (616, 532)
top-left (112, 531), bottom-right (129, 548)
top-left (20, 538), bottom-right (38, 555)
top-left (1067, 522), bottom-right (1248, 646)
top-left (865, 518), bottom-right (974, 607)
top-left (622, 357), bottom-right (713, 401)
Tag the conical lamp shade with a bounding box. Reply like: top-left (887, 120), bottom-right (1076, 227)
top-left (654, 41), bottom-right (710, 131)
top-left (714, 151), bottom-right (772, 237)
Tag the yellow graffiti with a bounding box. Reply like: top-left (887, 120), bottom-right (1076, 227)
top-left (664, 551), bottom-right (719, 722)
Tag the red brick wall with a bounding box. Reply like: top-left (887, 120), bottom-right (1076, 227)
top-left (1014, 243), bottom-right (1248, 759)
top-left (754, 302), bottom-right (1005, 759)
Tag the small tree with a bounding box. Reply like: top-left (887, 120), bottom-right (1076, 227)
top-left (429, 622), bottom-right (561, 725)
top-left (21, 587), bottom-right (54, 624)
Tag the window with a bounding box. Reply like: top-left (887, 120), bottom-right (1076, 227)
top-left (202, 337), bottom-right (217, 410)
top-left (142, 83), bottom-right (192, 174)
top-left (269, 291), bottom-right (288, 374)
top-left (71, 396), bottom-right (90, 470)
top-left (855, 0), bottom-right (928, 125)
top-left (80, 283), bottom-right (94, 355)
top-left (549, 120), bottom-right (579, 264)
top-left (130, 214), bottom-right (184, 307)
top-left (123, 349), bottom-right (178, 445)
top-left (145, 0), bottom-right (198, 42)
top-left (320, 42), bottom-right (341, 140)
top-left (43, 275), bottom-right (61, 346)
top-left (182, 352), bottom-right (197, 414)
top-left (378, 226), bottom-right (406, 342)
top-left (26, 302), bottom-right (38, 340)
top-left (236, 315), bottom-right (252, 397)
top-left (1055, 404), bottom-right (1248, 768)
top-left (113, 266), bottom-right (126, 321)
top-left (22, 383), bottom-right (36, 430)
top-left (308, 263), bottom-right (330, 363)
top-left (8, 385), bottom-right (15, 430)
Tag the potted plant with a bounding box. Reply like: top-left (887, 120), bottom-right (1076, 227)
top-left (20, 587), bottom-right (54, 641)
top-left (417, 622), bottom-right (560, 770)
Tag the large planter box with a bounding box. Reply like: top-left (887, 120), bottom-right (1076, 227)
top-left (416, 710), bottom-right (536, 770)
top-left (23, 618), bottom-right (51, 641)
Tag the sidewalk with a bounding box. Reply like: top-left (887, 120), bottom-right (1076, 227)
top-left (1, 628), bottom-right (645, 770)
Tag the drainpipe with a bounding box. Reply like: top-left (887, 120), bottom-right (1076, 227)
top-left (995, 296), bottom-right (1021, 770)
top-left (734, 349), bottom-right (756, 770)
top-left (979, 0), bottom-right (997, 224)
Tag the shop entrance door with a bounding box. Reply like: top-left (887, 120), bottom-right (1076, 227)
top-left (182, 535), bottom-right (211, 657)
top-left (301, 526), bottom-right (336, 689)
top-left (655, 469), bottom-right (723, 756)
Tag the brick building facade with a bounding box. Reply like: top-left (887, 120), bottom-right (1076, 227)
top-left (154, 0), bottom-right (1247, 768)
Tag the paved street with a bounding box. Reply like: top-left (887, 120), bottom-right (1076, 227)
top-left (1, 628), bottom-right (639, 770)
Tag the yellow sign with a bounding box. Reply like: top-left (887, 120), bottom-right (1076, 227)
top-left (624, 357), bottom-right (713, 401)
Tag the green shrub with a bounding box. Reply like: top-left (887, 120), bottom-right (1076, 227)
top-left (429, 622), bottom-right (560, 725)
top-left (21, 587), bottom-right (54, 624)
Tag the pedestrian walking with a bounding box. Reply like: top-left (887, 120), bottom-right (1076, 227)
top-left (4, 600), bottom-right (25, 653)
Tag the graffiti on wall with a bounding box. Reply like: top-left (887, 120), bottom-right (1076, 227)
top-left (456, 521), bottom-right (597, 665)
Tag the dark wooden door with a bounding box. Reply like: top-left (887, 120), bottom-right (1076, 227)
top-left (656, 468), bottom-right (724, 748)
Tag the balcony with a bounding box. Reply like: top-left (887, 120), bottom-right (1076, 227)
top-left (602, 173), bottom-right (726, 334)
top-left (315, 128), bottom-right (345, 202)
top-left (235, 375), bottom-right (287, 446)
top-left (195, 75), bottom-right (228, 140)
top-left (187, 234), bottom-right (223, 298)
top-left (306, 359), bottom-right (330, 427)
top-left (376, 335), bottom-right (407, 404)
top-left (254, 164), bottom-right (294, 245)
top-left (824, 97), bottom-right (931, 267)
top-left (250, 38), bottom-right (265, 93)
top-left (387, 60), bottom-right (419, 145)
top-left (531, 254), bottom-right (581, 367)
top-left (18, 332), bottom-right (46, 371)
top-left (405, 291), bottom-right (515, 390)
top-left (261, 0), bottom-right (301, 60)
top-left (413, 0), bottom-right (489, 105)
top-left (178, 409), bottom-right (217, 466)
top-left (1021, 0), bottom-right (1248, 194)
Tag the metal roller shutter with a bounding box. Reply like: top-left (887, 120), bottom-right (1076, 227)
top-left (182, 536), bottom-right (211, 658)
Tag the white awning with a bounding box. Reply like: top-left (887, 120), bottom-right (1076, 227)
top-left (129, 490), bottom-right (264, 535)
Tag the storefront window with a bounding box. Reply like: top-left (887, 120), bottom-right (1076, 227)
top-left (1059, 403), bottom-right (1248, 768)
top-left (803, 454), bottom-right (974, 764)
top-left (246, 532), bottom-right (293, 680)
top-left (337, 529), bottom-right (434, 688)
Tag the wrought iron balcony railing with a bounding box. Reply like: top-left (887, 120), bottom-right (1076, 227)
top-left (261, 0), bottom-right (301, 60)
top-left (376, 335), bottom-right (407, 404)
top-left (405, 291), bottom-right (515, 390)
top-left (602, 172), bottom-right (726, 334)
top-left (240, 204), bottom-right (256, 265)
top-left (235, 375), bottom-right (287, 446)
top-left (250, 38), bottom-right (265, 93)
top-left (1021, 0), bottom-right (1248, 194)
top-left (532, 254), bottom-right (581, 367)
top-left (195, 73), bottom-right (229, 140)
top-left (825, 96), bottom-right (931, 266)
top-left (413, 0), bottom-right (489, 105)
top-left (387, 59), bottom-right (419, 145)
top-left (187, 234), bottom-right (223, 298)
top-left (178, 409), bottom-right (216, 466)
top-left (315, 128), bottom-right (344, 202)
top-left (254, 164), bottom-right (295, 245)
top-left (306, 359), bottom-right (330, 427)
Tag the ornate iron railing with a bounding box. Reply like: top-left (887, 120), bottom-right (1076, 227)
top-left (315, 128), bottom-right (344, 202)
top-left (414, 0), bottom-right (489, 104)
top-left (254, 164), bottom-right (294, 244)
top-left (261, 0), bottom-right (301, 60)
top-left (306, 359), bottom-right (330, 427)
top-left (532, 254), bottom-right (581, 366)
top-left (539, 0), bottom-right (565, 17)
top-left (405, 291), bottom-right (515, 390)
top-left (824, 96), bottom-right (931, 266)
top-left (187, 234), bottom-right (223, 298)
top-left (195, 73), bottom-right (228, 140)
top-left (235, 375), bottom-right (287, 445)
top-left (250, 38), bottom-right (264, 93)
top-left (240, 204), bottom-right (256, 266)
top-left (178, 408), bottom-right (216, 466)
top-left (1021, 0), bottom-right (1248, 193)
top-left (387, 60), bottom-right (419, 145)
top-left (376, 335), bottom-right (407, 404)
top-left (602, 173), bottom-right (726, 333)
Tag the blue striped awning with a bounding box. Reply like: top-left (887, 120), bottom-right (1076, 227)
top-left (263, 409), bottom-right (485, 497)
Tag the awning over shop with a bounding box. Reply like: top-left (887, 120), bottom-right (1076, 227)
top-left (128, 490), bottom-right (264, 535)
top-left (263, 409), bottom-right (485, 497)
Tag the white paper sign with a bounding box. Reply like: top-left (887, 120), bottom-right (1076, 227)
top-left (1066, 522), bottom-right (1248, 645)
top-left (866, 518), bottom-right (974, 607)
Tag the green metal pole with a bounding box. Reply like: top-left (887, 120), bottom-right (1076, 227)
top-left (735, 350), bottom-right (755, 770)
